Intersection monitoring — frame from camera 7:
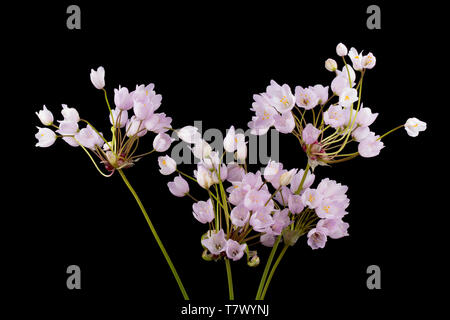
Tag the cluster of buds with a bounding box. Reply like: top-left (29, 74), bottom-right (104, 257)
top-left (35, 66), bottom-right (174, 176)
top-left (158, 124), bottom-right (351, 267)
top-left (248, 43), bottom-right (427, 169)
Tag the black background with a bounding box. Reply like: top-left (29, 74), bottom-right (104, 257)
top-left (18, 0), bottom-right (440, 317)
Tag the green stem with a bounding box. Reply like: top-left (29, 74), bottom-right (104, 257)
top-left (255, 235), bottom-right (281, 300)
top-left (225, 258), bottom-right (234, 300)
top-left (117, 169), bottom-right (189, 300)
top-left (260, 244), bottom-right (289, 300)
top-left (378, 124), bottom-right (404, 141)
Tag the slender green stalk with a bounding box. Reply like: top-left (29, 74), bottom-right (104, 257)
top-left (117, 169), bottom-right (189, 300)
top-left (225, 258), bottom-right (234, 300)
top-left (255, 235), bottom-right (281, 300)
top-left (260, 244), bottom-right (289, 299)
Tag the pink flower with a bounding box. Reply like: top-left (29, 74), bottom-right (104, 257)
top-left (244, 189), bottom-right (271, 211)
top-left (168, 175), bottom-right (189, 197)
top-left (230, 204), bottom-right (250, 227)
top-left (323, 105), bottom-right (346, 128)
top-left (273, 111), bottom-right (295, 133)
top-left (266, 80), bottom-right (295, 114)
top-left (114, 86), bottom-right (133, 110)
top-left (264, 160), bottom-right (283, 185)
top-left (288, 194), bottom-right (304, 214)
top-left (270, 208), bottom-right (291, 235)
top-left (74, 126), bottom-right (104, 150)
top-left (290, 169), bottom-right (315, 194)
top-left (295, 86), bottom-right (319, 110)
top-left (301, 188), bottom-right (322, 209)
top-left (302, 123), bottom-right (321, 145)
top-left (317, 218), bottom-right (349, 239)
top-left (35, 127), bottom-right (56, 147)
top-left (358, 132), bottom-right (384, 158)
top-left (201, 229), bottom-right (227, 255)
top-left (225, 239), bottom-right (247, 261)
top-left (90, 66), bottom-right (105, 89)
top-left (307, 227), bottom-right (328, 249)
top-left (226, 163), bottom-right (245, 183)
top-left (250, 207), bottom-right (274, 232)
top-left (312, 84), bottom-right (329, 105)
top-left (260, 233), bottom-right (276, 247)
top-left (153, 132), bottom-right (173, 152)
top-left (144, 113), bottom-right (172, 134)
top-left (356, 106), bottom-right (378, 127)
top-left (248, 94), bottom-right (278, 135)
top-left (109, 108), bottom-right (128, 128)
top-left (192, 199), bottom-right (215, 223)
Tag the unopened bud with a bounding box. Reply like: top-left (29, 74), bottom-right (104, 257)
top-left (325, 58), bottom-right (337, 72)
top-left (336, 43), bottom-right (348, 57)
top-left (248, 255), bottom-right (260, 267)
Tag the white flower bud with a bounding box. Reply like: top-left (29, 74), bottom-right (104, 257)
top-left (336, 43), bottom-right (348, 56)
top-left (325, 58), bottom-right (337, 72)
top-left (35, 105), bottom-right (54, 126)
top-left (90, 66), bottom-right (105, 90)
top-left (279, 169), bottom-right (297, 186)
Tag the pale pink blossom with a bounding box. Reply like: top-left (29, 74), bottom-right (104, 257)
top-left (201, 229), bottom-right (227, 255)
top-left (192, 199), bottom-right (215, 223)
top-left (273, 111), bottom-right (295, 133)
top-left (114, 86), bottom-right (133, 111)
top-left (158, 155), bottom-right (177, 175)
top-left (288, 194), bottom-right (304, 214)
top-left (405, 117), bottom-right (427, 137)
top-left (295, 86), bottom-right (319, 110)
top-left (35, 127), bottom-right (56, 147)
top-left (35, 105), bottom-right (53, 126)
top-left (323, 104), bottom-right (346, 128)
top-left (302, 123), bottom-right (321, 145)
top-left (307, 227), bottom-right (328, 249)
top-left (90, 66), bottom-right (105, 89)
top-left (358, 132), bottom-right (384, 157)
top-left (317, 218), bottom-right (349, 239)
top-left (226, 239), bottom-right (247, 261)
top-left (168, 175), bottom-right (189, 197)
top-left (336, 43), bottom-right (348, 56)
top-left (266, 80), bottom-right (295, 114)
top-left (230, 204), bottom-right (250, 227)
top-left (153, 132), bottom-right (173, 152)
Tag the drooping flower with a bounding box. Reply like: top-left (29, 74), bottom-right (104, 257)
top-left (153, 132), bottom-right (174, 152)
top-left (74, 126), bottom-right (104, 150)
top-left (191, 139), bottom-right (212, 160)
top-left (260, 233), bottom-right (276, 247)
top-left (168, 175), bottom-right (189, 197)
top-left (290, 169), bottom-right (315, 194)
top-left (358, 132), bottom-right (384, 158)
top-left (192, 198), bottom-right (215, 223)
top-left (35, 127), bottom-right (57, 147)
top-left (109, 108), bottom-right (128, 128)
top-left (35, 105), bottom-right (53, 126)
top-left (56, 120), bottom-right (79, 147)
top-left (177, 126), bottom-right (202, 144)
top-left (144, 113), bottom-right (172, 134)
top-left (288, 194), bottom-right (304, 214)
top-left (302, 123), bottom-right (321, 145)
top-left (126, 115), bottom-right (147, 137)
top-left (352, 126), bottom-right (371, 142)
top-left (317, 218), bottom-right (349, 239)
top-left (307, 227), bottom-right (328, 249)
top-left (405, 117), bottom-right (427, 137)
top-left (249, 207), bottom-right (274, 232)
top-left (158, 155), bottom-right (177, 175)
top-left (356, 105), bottom-right (378, 127)
top-left (201, 229), bottom-right (227, 255)
top-left (61, 104), bottom-right (80, 123)
top-left (90, 66), bottom-right (105, 89)
top-left (225, 239), bottom-right (247, 261)
top-left (279, 169), bottom-right (297, 187)
top-left (273, 111), bottom-right (295, 133)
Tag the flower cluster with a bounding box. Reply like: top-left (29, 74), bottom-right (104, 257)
top-left (248, 43), bottom-right (426, 169)
top-left (159, 125), bottom-right (350, 266)
top-left (35, 66), bottom-right (174, 175)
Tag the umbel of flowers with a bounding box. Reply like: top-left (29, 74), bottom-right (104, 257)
top-left (160, 42), bottom-right (427, 300)
top-left (34, 67), bottom-right (189, 299)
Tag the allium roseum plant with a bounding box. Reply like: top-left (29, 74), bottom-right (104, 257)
top-left (34, 67), bottom-right (189, 299)
top-left (160, 43), bottom-right (427, 300)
